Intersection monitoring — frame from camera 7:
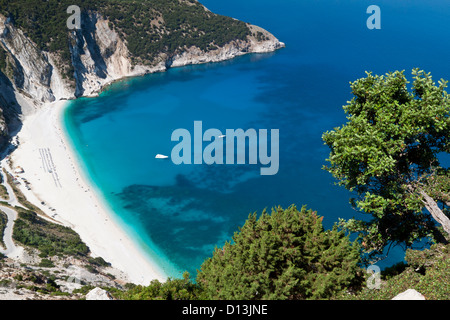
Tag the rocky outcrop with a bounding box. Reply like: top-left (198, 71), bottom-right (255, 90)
top-left (0, 15), bottom-right (56, 104)
top-left (86, 287), bottom-right (114, 300)
top-left (68, 12), bottom-right (284, 99)
top-left (0, 108), bottom-right (8, 147)
top-left (68, 12), bottom-right (165, 98)
top-left (0, 253), bottom-right (124, 300)
top-left (0, 10), bottom-right (283, 104)
top-left (167, 24), bottom-right (284, 68)
top-left (0, 7), bottom-right (284, 140)
top-left (392, 289), bottom-right (426, 300)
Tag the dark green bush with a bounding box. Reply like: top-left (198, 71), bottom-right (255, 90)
top-left (12, 209), bottom-right (90, 258)
top-left (88, 256), bottom-right (111, 267)
top-left (118, 272), bottom-right (201, 300)
top-left (197, 206), bottom-right (363, 300)
top-left (39, 259), bottom-right (55, 268)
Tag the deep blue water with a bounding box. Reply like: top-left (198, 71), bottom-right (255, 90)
top-left (64, 0), bottom-right (450, 278)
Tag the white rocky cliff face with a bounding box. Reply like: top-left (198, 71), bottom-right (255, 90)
top-left (167, 24), bottom-right (284, 68)
top-left (0, 11), bottom-right (284, 116)
top-left (68, 13), bottom-right (284, 99)
top-left (0, 15), bottom-right (56, 104)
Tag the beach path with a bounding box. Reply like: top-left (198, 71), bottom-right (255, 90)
top-left (0, 170), bottom-right (24, 258)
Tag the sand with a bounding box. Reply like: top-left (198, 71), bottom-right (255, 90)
top-left (6, 100), bottom-right (167, 285)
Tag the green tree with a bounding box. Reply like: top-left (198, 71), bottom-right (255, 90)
top-left (196, 205), bottom-right (362, 300)
top-left (118, 272), bottom-right (201, 300)
top-left (322, 69), bottom-right (450, 258)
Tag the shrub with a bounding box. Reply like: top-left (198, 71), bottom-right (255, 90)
top-left (88, 256), bottom-right (111, 267)
top-left (196, 205), bottom-right (363, 300)
top-left (12, 209), bottom-right (90, 258)
top-left (39, 259), bottom-right (55, 268)
top-left (118, 272), bottom-right (201, 300)
top-left (343, 243), bottom-right (450, 300)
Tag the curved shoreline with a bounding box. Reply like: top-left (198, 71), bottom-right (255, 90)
top-left (5, 47), bottom-right (286, 284)
top-left (9, 100), bottom-right (168, 285)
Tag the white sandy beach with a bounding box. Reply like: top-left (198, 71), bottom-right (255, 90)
top-left (6, 100), bottom-right (167, 285)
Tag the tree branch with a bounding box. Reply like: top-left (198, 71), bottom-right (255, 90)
top-left (417, 187), bottom-right (450, 238)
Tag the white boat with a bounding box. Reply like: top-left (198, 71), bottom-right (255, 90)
top-left (155, 154), bottom-right (169, 159)
top-left (218, 135), bottom-right (226, 139)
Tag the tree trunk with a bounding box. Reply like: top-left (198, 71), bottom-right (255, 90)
top-left (418, 188), bottom-right (450, 238)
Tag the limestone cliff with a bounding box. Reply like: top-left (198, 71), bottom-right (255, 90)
top-left (67, 12), bottom-right (284, 99)
top-left (0, 3), bottom-right (284, 141)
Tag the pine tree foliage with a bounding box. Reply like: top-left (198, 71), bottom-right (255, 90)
top-left (196, 205), bottom-right (363, 300)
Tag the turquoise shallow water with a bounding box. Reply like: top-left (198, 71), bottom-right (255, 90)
top-left (64, 0), bottom-right (450, 278)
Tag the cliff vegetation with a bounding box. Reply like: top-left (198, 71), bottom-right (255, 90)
top-left (0, 0), bottom-right (252, 74)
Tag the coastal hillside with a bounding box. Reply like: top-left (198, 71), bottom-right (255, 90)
top-left (0, 0), bottom-right (284, 145)
top-left (0, 0), bottom-right (285, 299)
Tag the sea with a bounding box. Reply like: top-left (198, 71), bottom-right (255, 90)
top-left (63, 0), bottom-right (450, 278)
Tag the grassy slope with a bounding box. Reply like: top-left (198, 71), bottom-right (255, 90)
top-left (339, 244), bottom-right (450, 300)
